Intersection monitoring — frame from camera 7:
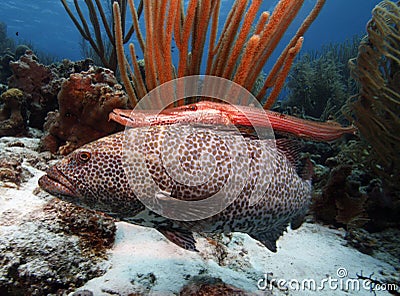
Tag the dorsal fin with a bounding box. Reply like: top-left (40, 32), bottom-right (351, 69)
top-left (275, 138), bottom-right (302, 166)
top-left (275, 138), bottom-right (313, 181)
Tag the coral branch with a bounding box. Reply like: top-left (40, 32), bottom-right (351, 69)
top-left (205, 0), bottom-right (221, 75)
top-left (263, 37), bottom-right (304, 109)
top-left (61, 0), bottom-right (143, 72)
top-left (113, 2), bottom-right (138, 107)
top-left (177, 0), bottom-right (199, 78)
top-left (258, 0), bottom-right (327, 103)
top-left (223, 0), bottom-right (263, 80)
top-left (233, 35), bottom-right (261, 86)
top-left (111, 0), bottom-right (325, 110)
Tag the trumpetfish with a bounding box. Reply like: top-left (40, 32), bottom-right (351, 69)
top-left (39, 121), bottom-right (314, 252)
top-left (110, 101), bottom-right (357, 141)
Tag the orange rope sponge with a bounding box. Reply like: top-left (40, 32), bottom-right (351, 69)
top-left (113, 0), bottom-right (326, 109)
top-left (263, 37), bottom-right (304, 110)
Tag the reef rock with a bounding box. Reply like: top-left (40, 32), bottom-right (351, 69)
top-left (0, 22), bottom-right (24, 84)
top-left (55, 58), bottom-right (94, 79)
top-left (311, 139), bottom-right (400, 232)
top-left (0, 88), bottom-right (27, 136)
top-left (40, 66), bottom-right (128, 155)
top-left (0, 45), bottom-right (32, 85)
top-left (8, 51), bottom-right (60, 129)
top-left (0, 50), bottom-right (14, 84)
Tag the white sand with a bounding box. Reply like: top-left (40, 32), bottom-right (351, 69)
top-left (76, 221), bottom-right (397, 296)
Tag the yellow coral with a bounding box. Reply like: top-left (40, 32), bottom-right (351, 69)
top-left (1, 88), bottom-right (24, 104)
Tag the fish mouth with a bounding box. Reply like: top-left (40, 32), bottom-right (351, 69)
top-left (38, 166), bottom-right (80, 198)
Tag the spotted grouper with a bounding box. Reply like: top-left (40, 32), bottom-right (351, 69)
top-left (39, 124), bottom-right (313, 252)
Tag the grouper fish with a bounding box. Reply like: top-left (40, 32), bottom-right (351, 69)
top-left (39, 124), bottom-right (313, 252)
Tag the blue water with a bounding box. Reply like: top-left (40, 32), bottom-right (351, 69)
top-left (0, 0), bottom-right (380, 62)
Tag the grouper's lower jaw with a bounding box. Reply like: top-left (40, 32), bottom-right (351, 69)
top-left (38, 166), bottom-right (80, 198)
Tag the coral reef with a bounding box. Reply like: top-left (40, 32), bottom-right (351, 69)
top-left (311, 138), bottom-right (400, 232)
top-left (55, 58), bottom-right (94, 79)
top-left (8, 51), bottom-right (60, 129)
top-left (6, 50), bottom-right (95, 134)
top-left (0, 50), bottom-right (15, 85)
top-left (313, 163), bottom-right (368, 228)
top-left (40, 66), bottom-right (128, 154)
top-left (0, 21), bottom-right (60, 87)
top-left (287, 2), bottom-right (400, 242)
top-left (14, 45), bottom-right (31, 61)
top-left (0, 88), bottom-right (27, 136)
top-left (346, 227), bottom-right (400, 269)
top-left (291, 138), bottom-right (383, 232)
top-left (283, 37), bottom-right (360, 120)
top-left (0, 22), bottom-right (33, 84)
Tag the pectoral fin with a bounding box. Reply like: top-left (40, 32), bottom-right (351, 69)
top-left (290, 212), bottom-right (306, 230)
top-left (249, 224), bottom-right (287, 252)
top-left (157, 228), bottom-right (199, 252)
top-left (155, 190), bottom-right (173, 201)
top-left (249, 233), bottom-right (278, 252)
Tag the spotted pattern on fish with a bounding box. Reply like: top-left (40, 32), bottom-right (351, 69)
top-left (39, 124), bottom-right (312, 252)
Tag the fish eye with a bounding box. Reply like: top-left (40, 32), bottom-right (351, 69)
top-left (186, 105), bottom-right (197, 111)
top-left (77, 151), bottom-right (91, 163)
